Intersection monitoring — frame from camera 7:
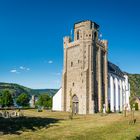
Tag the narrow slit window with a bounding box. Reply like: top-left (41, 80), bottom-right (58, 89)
top-left (77, 30), bottom-right (80, 40)
top-left (71, 62), bottom-right (73, 67)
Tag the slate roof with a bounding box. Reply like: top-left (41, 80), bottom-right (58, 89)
top-left (108, 61), bottom-right (124, 78)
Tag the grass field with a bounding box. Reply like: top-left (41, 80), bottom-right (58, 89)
top-left (0, 110), bottom-right (140, 140)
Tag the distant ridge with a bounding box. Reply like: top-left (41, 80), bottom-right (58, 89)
top-left (0, 82), bottom-right (58, 98)
top-left (1, 73), bottom-right (140, 99)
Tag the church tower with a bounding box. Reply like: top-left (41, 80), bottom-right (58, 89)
top-left (62, 20), bottom-right (108, 114)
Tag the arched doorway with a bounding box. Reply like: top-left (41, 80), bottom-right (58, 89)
top-left (72, 95), bottom-right (79, 114)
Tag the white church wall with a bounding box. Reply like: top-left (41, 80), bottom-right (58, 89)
top-left (115, 77), bottom-right (119, 111)
top-left (119, 79), bottom-right (123, 111)
top-left (109, 74), bottom-right (115, 112)
top-left (108, 73), bottom-right (131, 112)
top-left (52, 88), bottom-right (62, 111)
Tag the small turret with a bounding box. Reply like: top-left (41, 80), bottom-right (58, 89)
top-left (63, 36), bottom-right (71, 48)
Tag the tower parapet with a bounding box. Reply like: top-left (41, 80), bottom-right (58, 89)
top-left (63, 36), bottom-right (71, 48)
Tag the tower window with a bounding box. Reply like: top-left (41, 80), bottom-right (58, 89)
top-left (73, 82), bottom-right (75, 86)
top-left (78, 60), bottom-right (80, 63)
top-left (77, 30), bottom-right (80, 40)
top-left (71, 62), bottom-right (73, 67)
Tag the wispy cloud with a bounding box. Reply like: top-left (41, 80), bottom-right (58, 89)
top-left (19, 66), bottom-right (30, 71)
top-left (48, 60), bottom-right (53, 64)
top-left (10, 69), bottom-right (19, 74)
top-left (19, 66), bottom-right (26, 70)
top-left (56, 73), bottom-right (61, 76)
top-left (26, 68), bottom-right (30, 71)
top-left (10, 66), bottom-right (30, 74)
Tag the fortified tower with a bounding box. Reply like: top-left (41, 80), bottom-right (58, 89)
top-left (62, 20), bottom-right (108, 114)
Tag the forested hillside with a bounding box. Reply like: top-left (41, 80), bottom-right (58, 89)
top-left (0, 82), bottom-right (58, 98)
top-left (128, 74), bottom-right (140, 97)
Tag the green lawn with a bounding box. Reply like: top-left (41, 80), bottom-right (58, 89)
top-left (0, 110), bottom-right (140, 140)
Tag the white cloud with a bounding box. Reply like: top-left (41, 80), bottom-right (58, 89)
top-left (48, 60), bottom-right (53, 64)
top-left (20, 66), bottom-right (30, 71)
top-left (20, 66), bottom-right (26, 70)
top-left (10, 66), bottom-right (30, 74)
top-left (10, 69), bottom-right (19, 74)
top-left (26, 68), bottom-right (30, 71)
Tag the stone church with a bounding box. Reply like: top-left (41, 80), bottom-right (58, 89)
top-left (52, 20), bottom-right (130, 114)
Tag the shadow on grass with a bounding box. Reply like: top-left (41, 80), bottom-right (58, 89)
top-left (0, 116), bottom-right (60, 135)
top-left (135, 136), bottom-right (140, 140)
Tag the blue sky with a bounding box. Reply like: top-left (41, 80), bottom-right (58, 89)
top-left (0, 0), bottom-right (140, 89)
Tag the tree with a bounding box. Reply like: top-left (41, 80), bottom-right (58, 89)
top-left (37, 94), bottom-right (52, 108)
top-left (16, 93), bottom-right (30, 107)
top-left (1, 90), bottom-right (14, 107)
top-left (0, 92), bottom-right (2, 106)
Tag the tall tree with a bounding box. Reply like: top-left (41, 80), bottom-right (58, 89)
top-left (37, 94), bottom-right (52, 108)
top-left (1, 90), bottom-right (13, 107)
top-left (16, 93), bottom-right (30, 107)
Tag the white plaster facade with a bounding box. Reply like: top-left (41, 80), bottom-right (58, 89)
top-left (108, 74), bottom-right (130, 112)
top-left (52, 88), bottom-right (62, 111)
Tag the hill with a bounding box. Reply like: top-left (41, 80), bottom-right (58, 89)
top-left (33, 89), bottom-right (59, 97)
top-left (0, 73), bottom-right (140, 98)
top-left (128, 74), bottom-right (140, 97)
top-left (0, 82), bottom-right (58, 98)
